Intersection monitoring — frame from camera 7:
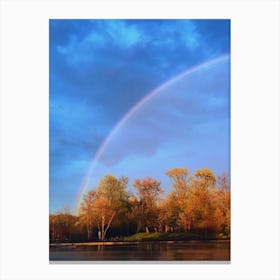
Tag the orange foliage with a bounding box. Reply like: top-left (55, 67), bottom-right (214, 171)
top-left (50, 168), bottom-right (230, 241)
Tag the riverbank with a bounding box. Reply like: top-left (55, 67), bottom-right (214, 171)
top-left (50, 239), bottom-right (229, 247)
top-left (50, 232), bottom-right (229, 247)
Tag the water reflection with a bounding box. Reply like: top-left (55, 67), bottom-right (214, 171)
top-left (50, 240), bottom-right (230, 261)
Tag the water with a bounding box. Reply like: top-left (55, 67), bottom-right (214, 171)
top-left (49, 240), bottom-right (230, 261)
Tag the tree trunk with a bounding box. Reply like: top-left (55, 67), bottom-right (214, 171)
top-left (103, 212), bottom-right (116, 240)
top-left (101, 212), bottom-right (105, 240)
top-left (87, 215), bottom-right (92, 240)
top-left (188, 219), bottom-right (191, 232)
top-left (136, 219), bottom-right (141, 233)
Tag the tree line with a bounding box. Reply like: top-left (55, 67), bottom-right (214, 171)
top-left (49, 168), bottom-right (230, 242)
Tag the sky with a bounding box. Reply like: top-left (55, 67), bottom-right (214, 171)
top-left (49, 19), bottom-right (230, 214)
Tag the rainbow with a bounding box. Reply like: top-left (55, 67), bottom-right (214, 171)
top-left (74, 54), bottom-right (230, 215)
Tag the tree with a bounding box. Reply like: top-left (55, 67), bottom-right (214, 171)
top-left (165, 168), bottom-right (193, 231)
top-left (158, 193), bottom-right (181, 232)
top-left (215, 173), bottom-right (230, 236)
top-left (49, 206), bottom-right (78, 242)
top-left (194, 168), bottom-right (216, 189)
top-left (95, 174), bottom-right (129, 240)
top-left (217, 172), bottom-right (230, 192)
top-left (79, 190), bottom-right (97, 240)
top-left (133, 177), bottom-right (163, 233)
top-left (165, 168), bottom-right (190, 199)
top-left (49, 214), bottom-right (57, 241)
top-left (183, 170), bottom-right (228, 236)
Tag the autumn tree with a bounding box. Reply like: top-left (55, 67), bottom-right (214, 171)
top-left (49, 206), bottom-right (79, 242)
top-left (49, 214), bottom-right (57, 241)
top-left (133, 177), bottom-right (163, 233)
top-left (215, 173), bottom-right (230, 236)
top-left (165, 168), bottom-right (190, 197)
top-left (194, 168), bottom-right (216, 189)
top-left (186, 169), bottom-right (223, 236)
top-left (158, 193), bottom-right (181, 232)
top-left (79, 190), bottom-right (97, 240)
top-left (165, 168), bottom-right (193, 231)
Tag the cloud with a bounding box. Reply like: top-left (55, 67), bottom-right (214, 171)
top-left (98, 56), bottom-right (230, 166)
top-left (50, 20), bottom-right (230, 127)
top-left (49, 19), bottom-right (230, 212)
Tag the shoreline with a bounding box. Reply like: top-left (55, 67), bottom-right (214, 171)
top-left (50, 239), bottom-right (230, 247)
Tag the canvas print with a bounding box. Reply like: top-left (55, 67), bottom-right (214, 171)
top-left (49, 19), bottom-right (230, 262)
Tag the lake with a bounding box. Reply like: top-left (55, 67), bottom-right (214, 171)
top-left (49, 240), bottom-right (230, 262)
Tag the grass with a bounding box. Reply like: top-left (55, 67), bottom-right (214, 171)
top-left (123, 232), bottom-right (202, 241)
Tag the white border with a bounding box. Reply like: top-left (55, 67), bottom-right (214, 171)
top-left (0, 0), bottom-right (279, 279)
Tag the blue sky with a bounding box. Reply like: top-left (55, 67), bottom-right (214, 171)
top-left (49, 19), bottom-right (230, 214)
